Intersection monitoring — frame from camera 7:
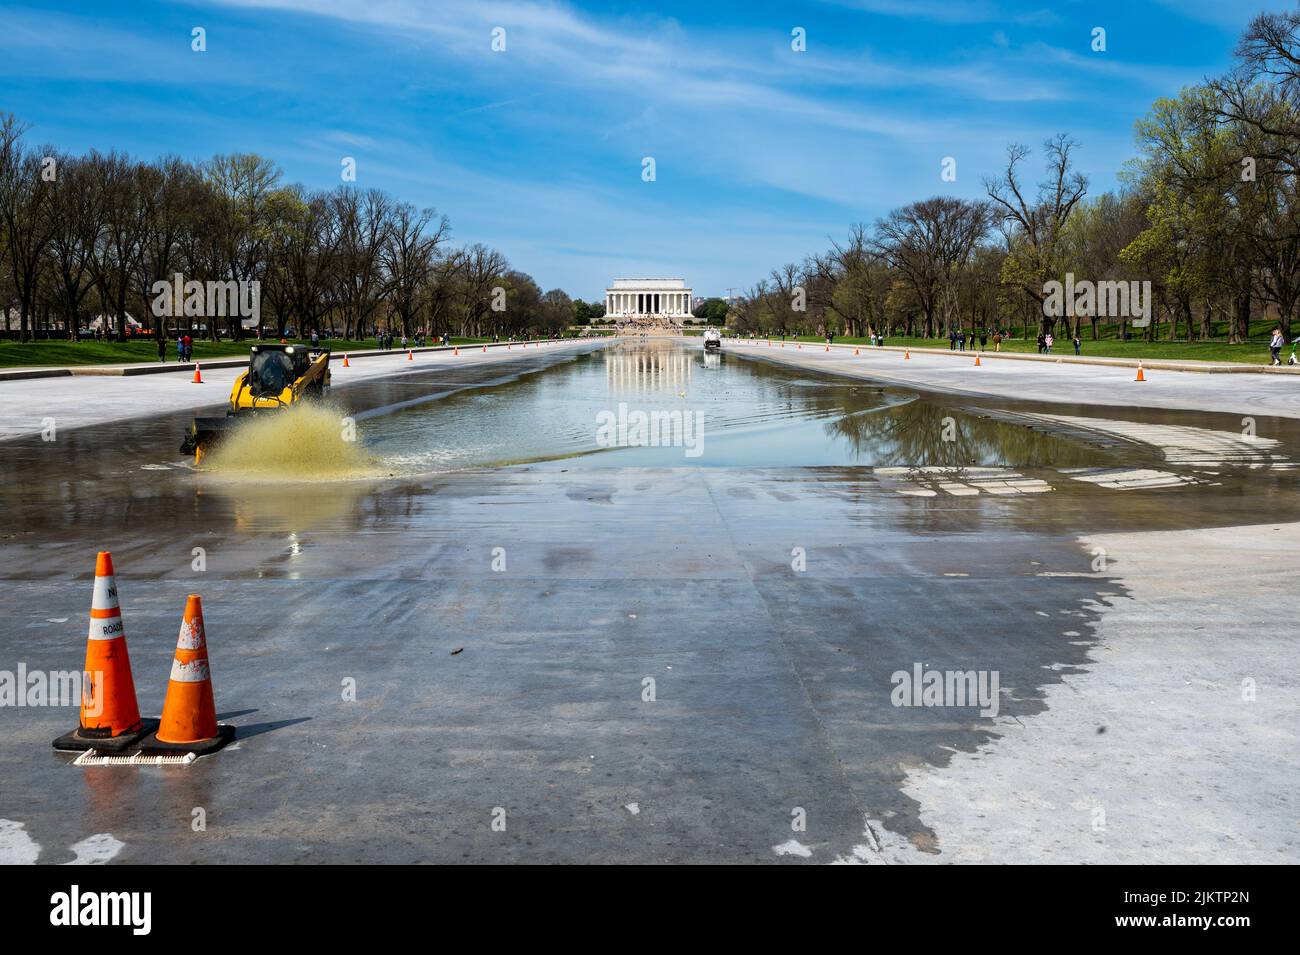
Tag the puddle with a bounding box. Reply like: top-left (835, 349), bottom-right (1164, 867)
top-left (3, 338), bottom-right (1300, 541)
top-left (358, 341), bottom-right (1118, 471)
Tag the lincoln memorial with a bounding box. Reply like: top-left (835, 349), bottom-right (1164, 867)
top-left (604, 278), bottom-right (693, 334)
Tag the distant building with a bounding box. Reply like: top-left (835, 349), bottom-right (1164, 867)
top-left (604, 278), bottom-right (694, 334)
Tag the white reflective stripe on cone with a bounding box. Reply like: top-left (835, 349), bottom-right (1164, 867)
top-left (170, 658), bottom-right (211, 683)
top-left (91, 575), bottom-right (120, 611)
top-left (88, 617), bottom-right (125, 641)
top-left (176, 619), bottom-right (206, 650)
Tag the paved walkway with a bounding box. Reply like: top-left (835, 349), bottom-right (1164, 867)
top-left (726, 339), bottom-right (1300, 420)
top-left (0, 340), bottom-right (601, 441)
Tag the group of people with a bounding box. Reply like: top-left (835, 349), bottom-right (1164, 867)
top-left (947, 328), bottom-right (990, 352)
top-left (374, 331), bottom-right (452, 350)
top-left (822, 332), bottom-right (889, 347)
top-left (1033, 331), bottom-right (1084, 355)
top-left (1269, 327), bottom-right (1300, 365)
top-left (159, 333), bottom-right (193, 362)
top-left (939, 326), bottom-right (1082, 356)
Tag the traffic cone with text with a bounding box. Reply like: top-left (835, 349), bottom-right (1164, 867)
top-left (143, 595), bottom-right (234, 756)
top-left (54, 552), bottom-right (155, 752)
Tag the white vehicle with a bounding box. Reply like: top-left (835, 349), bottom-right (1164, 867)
top-left (702, 328), bottom-right (722, 352)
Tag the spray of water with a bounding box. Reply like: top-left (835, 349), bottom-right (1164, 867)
top-left (201, 402), bottom-right (379, 480)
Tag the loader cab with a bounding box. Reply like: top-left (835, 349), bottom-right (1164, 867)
top-left (248, 344), bottom-right (310, 398)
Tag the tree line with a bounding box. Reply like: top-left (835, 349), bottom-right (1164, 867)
top-left (731, 8), bottom-right (1300, 344)
top-left (0, 116), bottom-right (604, 343)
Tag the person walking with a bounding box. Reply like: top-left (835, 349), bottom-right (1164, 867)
top-left (1270, 327), bottom-right (1284, 365)
top-left (1044, 332), bottom-right (1054, 354)
top-left (1036, 332), bottom-right (1046, 354)
top-left (1072, 334), bottom-right (1081, 356)
top-left (949, 329), bottom-right (957, 350)
top-left (156, 335), bottom-right (166, 362)
top-left (979, 330), bottom-right (987, 350)
top-left (993, 330), bottom-right (1003, 352)
top-left (175, 335), bottom-right (184, 362)
top-left (957, 329), bottom-right (966, 352)
top-left (182, 333), bottom-right (193, 361)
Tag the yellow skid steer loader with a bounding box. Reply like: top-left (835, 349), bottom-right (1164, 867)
top-left (181, 344), bottom-right (331, 462)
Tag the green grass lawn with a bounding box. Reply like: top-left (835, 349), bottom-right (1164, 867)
top-left (760, 333), bottom-right (1286, 365)
top-left (0, 335), bottom-right (537, 368)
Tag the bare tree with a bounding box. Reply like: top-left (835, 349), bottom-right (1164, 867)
top-left (264, 185), bottom-right (341, 338)
top-left (46, 152), bottom-right (103, 339)
top-left (330, 188), bottom-right (392, 339)
top-left (875, 197), bottom-right (992, 338)
top-left (84, 151), bottom-right (150, 341)
top-left (453, 243), bottom-right (508, 338)
top-left (382, 203), bottom-right (448, 337)
top-left (0, 115), bottom-right (57, 342)
top-left (984, 135), bottom-right (1088, 331)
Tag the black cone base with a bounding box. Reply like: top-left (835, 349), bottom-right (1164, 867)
top-left (53, 718), bottom-right (159, 753)
top-left (139, 724), bottom-right (236, 757)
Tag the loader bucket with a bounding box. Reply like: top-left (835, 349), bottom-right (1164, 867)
top-left (181, 415), bottom-right (240, 457)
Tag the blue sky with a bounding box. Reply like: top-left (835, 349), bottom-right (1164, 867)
top-left (0, 0), bottom-right (1290, 299)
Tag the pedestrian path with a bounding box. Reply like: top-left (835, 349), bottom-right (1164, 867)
top-left (873, 466), bottom-right (1053, 497)
top-left (860, 410), bottom-right (1300, 498)
top-left (868, 465), bottom-right (1209, 497)
top-left (1016, 413), bottom-right (1294, 469)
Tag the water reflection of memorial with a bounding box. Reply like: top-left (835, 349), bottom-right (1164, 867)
top-left (604, 344), bottom-right (694, 397)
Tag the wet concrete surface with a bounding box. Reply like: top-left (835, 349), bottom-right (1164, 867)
top-left (1, 338), bottom-right (1297, 863)
top-left (0, 338), bottom-right (601, 441)
top-left (728, 337), bottom-right (1300, 421)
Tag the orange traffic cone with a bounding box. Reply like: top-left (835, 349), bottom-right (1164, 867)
top-left (454, 346), bottom-right (459, 356)
top-left (904, 350), bottom-right (910, 360)
top-left (1135, 363), bottom-right (1146, 382)
top-left (854, 347), bottom-right (860, 356)
top-left (54, 552), bottom-right (154, 752)
top-left (192, 363), bottom-right (203, 384)
top-left (342, 353), bottom-right (350, 367)
top-left (974, 354), bottom-right (981, 367)
top-left (144, 595), bottom-right (234, 756)
top-left (407, 350), bottom-right (413, 361)
top-left (482, 345), bottom-right (487, 353)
